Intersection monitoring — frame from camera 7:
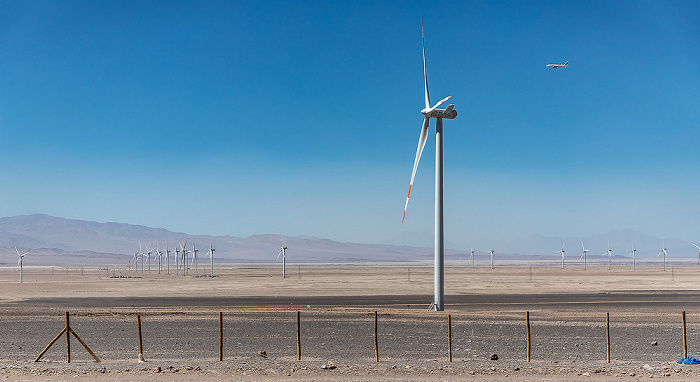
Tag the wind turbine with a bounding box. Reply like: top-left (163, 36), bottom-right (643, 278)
top-left (603, 242), bottom-right (612, 270)
top-left (580, 241), bottom-right (589, 270)
top-left (556, 242), bottom-right (566, 269)
top-left (132, 250), bottom-right (138, 273)
top-left (658, 239), bottom-right (668, 271)
top-left (165, 245), bottom-right (171, 275)
top-left (15, 246), bottom-right (28, 283)
top-left (156, 242), bottom-right (163, 274)
top-left (175, 246), bottom-right (181, 275)
top-left (401, 21), bottom-right (457, 312)
top-left (191, 243), bottom-right (199, 277)
top-left (277, 243), bottom-right (288, 278)
top-left (488, 248), bottom-right (495, 269)
top-left (144, 244), bottom-right (153, 273)
top-left (692, 243), bottom-right (700, 266)
top-left (206, 239), bottom-right (215, 278)
top-left (179, 242), bottom-right (188, 276)
top-left (470, 247), bottom-right (475, 269)
top-left (139, 243), bottom-right (145, 273)
top-left (629, 244), bottom-right (637, 271)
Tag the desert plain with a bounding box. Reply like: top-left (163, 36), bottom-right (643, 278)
top-left (2, 261), bottom-right (700, 380)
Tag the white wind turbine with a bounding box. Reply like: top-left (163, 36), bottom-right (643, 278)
top-left (156, 242), bottom-right (163, 274)
top-left (488, 248), bottom-right (495, 269)
top-left (179, 242), bottom-right (188, 276)
top-left (469, 247), bottom-right (475, 269)
top-left (191, 242), bottom-right (199, 277)
top-left (401, 21), bottom-right (457, 312)
top-left (603, 242), bottom-right (613, 270)
top-left (175, 246), bottom-right (181, 275)
top-left (629, 244), bottom-right (637, 271)
top-left (277, 243), bottom-right (288, 278)
top-left (692, 243), bottom-right (700, 267)
top-left (132, 250), bottom-right (138, 273)
top-left (165, 245), bottom-right (172, 275)
top-left (144, 244), bottom-right (153, 273)
top-left (556, 242), bottom-right (566, 269)
top-left (15, 246), bottom-right (28, 283)
top-left (658, 239), bottom-right (668, 271)
top-left (139, 243), bottom-right (145, 273)
top-left (206, 239), bottom-right (215, 278)
top-left (580, 241), bottom-right (590, 270)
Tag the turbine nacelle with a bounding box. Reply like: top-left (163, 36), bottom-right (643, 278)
top-left (421, 104), bottom-right (457, 119)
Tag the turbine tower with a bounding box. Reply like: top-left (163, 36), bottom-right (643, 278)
top-left (175, 246), bottom-right (181, 275)
top-left (556, 242), bottom-right (566, 269)
top-left (470, 248), bottom-right (475, 269)
top-left (277, 243), bottom-right (288, 278)
top-left (144, 244), bottom-right (153, 273)
top-left (156, 242), bottom-right (163, 274)
top-left (580, 241), bottom-right (589, 270)
top-left (401, 21), bottom-right (458, 312)
top-left (692, 243), bottom-right (700, 266)
top-left (629, 244), bottom-right (637, 271)
top-left (15, 246), bottom-right (28, 283)
top-left (488, 248), bottom-right (495, 269)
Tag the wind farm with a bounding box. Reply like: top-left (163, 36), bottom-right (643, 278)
top-left (2, 1), bottom-right (700, 380)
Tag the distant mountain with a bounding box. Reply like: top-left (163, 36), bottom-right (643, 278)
top-left (0, 214), bottom-right (447, 265)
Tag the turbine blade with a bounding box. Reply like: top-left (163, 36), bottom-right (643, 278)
top-left (403, 117), bottom-right (430, 222)
top-left (429, 95), bottom-right (452, 111)
top-left (422, 19), bottom-right (430, 109)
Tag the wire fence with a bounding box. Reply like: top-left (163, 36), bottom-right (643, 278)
top-left (1, 309), bottom-right (697, 365)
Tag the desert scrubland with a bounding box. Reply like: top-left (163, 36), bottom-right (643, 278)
top-left (2, 263), bottom-right (700, 380)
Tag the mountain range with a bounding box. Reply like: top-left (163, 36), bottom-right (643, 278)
top-left (0, 214), bottom-right (697, 265)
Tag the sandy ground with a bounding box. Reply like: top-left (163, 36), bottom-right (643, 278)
top-left (2, 262), bottom-right (700, 380)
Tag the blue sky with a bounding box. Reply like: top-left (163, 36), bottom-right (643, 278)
top-left (2, 0), bottom-right (699, 250)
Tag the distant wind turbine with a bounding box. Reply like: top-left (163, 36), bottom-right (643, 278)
top-left (156, 242), bottom-right (163, 274)
top-left (488, 248), bottom-right (495, 269)
top-left (277, 242), bottom-right (288, 278)
top-left (15, 246), bottom-right (28, 283)
top-left (191, 243), bottom-right (199, 277)
top-left (692, 243), bottom-right (700, 266)
top-left (580, 241), bottom-right (589, 270)
top-left (165, 245), bottom-right (172, 275)
top-left (629, 244), bottom-right (637, 271)
top-left (206, 239), bottom-right (215, 278)
top-left (401, 20), bottom-right (458, 312)
top-left (144, 244), bottom-right (153, 273)
top-left (556, 242), bottom-right (566, 269)
top-left (470, 248), bottom-right (475, 269)
top-left (658, 239), bottom-right (668, 271)
top-left (603, 242), bottom-right (612, 271)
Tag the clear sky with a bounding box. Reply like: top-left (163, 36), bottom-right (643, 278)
top-left (2, 0), bottom-right (699, 250)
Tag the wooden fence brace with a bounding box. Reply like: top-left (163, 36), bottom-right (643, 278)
top-left (137, 315), bottom-right (144, 358)
top-left (34, 311), bottom-right (100, 363)
top-left (526, 311), bottom-right (531, 362)
top-left (683, 311), bottom-right (688, 358)
top-left (219, 312), bottom-right (224, 361)
top-left (374, 311), bottom-right (379, 362)
top-left (606, 312), bottom-right (611, 363)
top-left (296, 311), bottom-right (301, 360)
top-left (448, 314), bottom-right (453, 362)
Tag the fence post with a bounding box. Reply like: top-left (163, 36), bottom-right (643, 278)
top-left (137, 315), bottom-right (144, 361)
top-left (526, 311), bottom-right (531, 362)
top-left (296, 311), bottom-right (301, 360)
top-left (219, 312), bottom-right (224, 361)
top-left (683, 311), bottom-right (688, 358)
top-left (374, 311), bottom-right (379, 362)
top-left (448, 314), bottom-right (453, 362)
top-left (65, 312), bottom-right (71, 363)
top-left (606, 312), bottom-right (611, 363)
